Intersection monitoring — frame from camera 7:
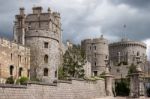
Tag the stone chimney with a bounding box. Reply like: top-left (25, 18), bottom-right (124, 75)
top-left (32, 6), bottom-right (43, 14)
top-left (20, 7), bottom-right (25, 15)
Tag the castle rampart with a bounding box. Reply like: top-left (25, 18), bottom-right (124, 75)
top-left (0, 79), bottom-right (106, 99)
top-left (0, 38), bottom-right (30, 83)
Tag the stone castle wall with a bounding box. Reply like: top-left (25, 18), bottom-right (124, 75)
top-left (0, 38), bottom-right (30, 83)
top-left (81, 36), bottom-right (109, 76)
top-left (0, 79), bottom-right (106, 99)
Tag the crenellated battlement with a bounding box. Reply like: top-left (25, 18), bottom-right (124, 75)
top-left (0, 37), bottom-right (30, 52)
top-left (109, 40), bottom-right (147, 49)
top-left (82, 36), bottom-right (108, 44)
top-left (14, 6), bottom-right (61, 45)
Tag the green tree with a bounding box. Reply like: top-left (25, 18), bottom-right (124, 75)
top-left (16, 77), bottom-right (29, 85)
top-left (115, 79), bottom-right (130, 96)
top-left (6, 77), bottom-right (14, 84)
top-left (59, 44), bottom-right (85, 79)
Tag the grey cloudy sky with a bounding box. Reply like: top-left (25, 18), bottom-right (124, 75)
top-left (0, 0), bottom-right (150, 44)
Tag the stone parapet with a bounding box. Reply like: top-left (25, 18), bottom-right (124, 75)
top-left (0, 79), bottom-right (106, 99)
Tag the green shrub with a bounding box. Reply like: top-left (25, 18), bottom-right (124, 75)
top-left (115, 79), bottom-right (130, 96)
top-left (6, 77), bottom-right (14, 84)
top-left (58, 66), bottom-right (66, 80)
top-left (17, 77), bottom-right (29, 85)
top-left (147, 87), bottom-right (150, 97)
top-left (99, 72), bottom-right (106, 79)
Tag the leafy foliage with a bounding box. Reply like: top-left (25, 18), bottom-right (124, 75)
top-left (99, 71), bottom-right (106, 78)
top-left (115, 78), bottom-right (130, 96)
top-left (58, 44), bottom-right (85, 80)
top-left (128, 63), bottom-right (137, 74)
top-left (6, 76), bottom-right (14, 84)
top-left (58, 66), bottom-right (66, 80)
top-left (16, 77), bottom-right (29, 85)
top-left (146, 87), bottom-right (150, 97)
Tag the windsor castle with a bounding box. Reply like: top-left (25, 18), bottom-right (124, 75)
top-left (0, 6), bottom-right (149, 84)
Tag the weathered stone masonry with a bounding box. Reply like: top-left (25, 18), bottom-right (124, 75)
top-left (81, 35), bottom-right (109, 76)
top-left (0, 80), bottom-right (106, 99)
top-left (0, 38), bottom-right (30, 83)
top-left (14, 6), bottom-right (62, 82)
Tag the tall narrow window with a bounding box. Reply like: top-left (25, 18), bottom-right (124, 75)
top-left (10, 65), bottom-right (14, 76)
top-left (25, 58), bottom-right (26, 64)
top-left (137, 52), bottom-right (140, 56)
top-left (55, 70), bottom-right (57, 77)
top-left (95, 62), bottom-right (96, 66)
top-left (11, 53), bottom-right (12, 61)
top-left (94, 46), bottom-right (96, 50)
top-left (19, 67), bottom-right (23, 77)
top-left (44, 42), bottom-right (48, 48)
top-left (44, 55), bottom-right (48, 63)
top-left (44, 68), bottom-right (48, 76)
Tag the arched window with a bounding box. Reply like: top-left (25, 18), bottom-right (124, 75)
top-left (10, 65), bottom-right (14, 76)
top-left (19, 67), bottom-right (23, 77)
top-left (44, 68), bottom-right (48, 76)
top-left (44, 55), bottom-right (48, 63)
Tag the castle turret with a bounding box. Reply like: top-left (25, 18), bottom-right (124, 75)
top-left (14, 7), bottom-right (26, 45)
top-left (81, 35), bottom-right (109, 76)
top-left (14, 6), bottom-right (62, 83)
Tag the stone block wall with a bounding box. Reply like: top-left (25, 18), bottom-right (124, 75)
top-left (0, 38), bottom-right (30, 83)
top-left (0, 79), bottom-right (106, 99)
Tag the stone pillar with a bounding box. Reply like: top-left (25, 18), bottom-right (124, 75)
top-left (105, 67), bottom-right (114, 96)
top-left (129, 61), bottom-right (145, 98)
top-left (129, 73), bottom-right (140, 98)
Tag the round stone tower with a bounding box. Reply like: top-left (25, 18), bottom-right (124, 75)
top-left (109, 38), bottom-right (147, 66)
top-left (81, 35), bottom-right (109, 76)
top-left (109, 38), bottom-right (147, 78)
top-left (14, 6), bottom-right (62, 82)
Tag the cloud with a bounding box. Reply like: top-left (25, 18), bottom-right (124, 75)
top-left (0, 0), bottom-right (150, 44)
